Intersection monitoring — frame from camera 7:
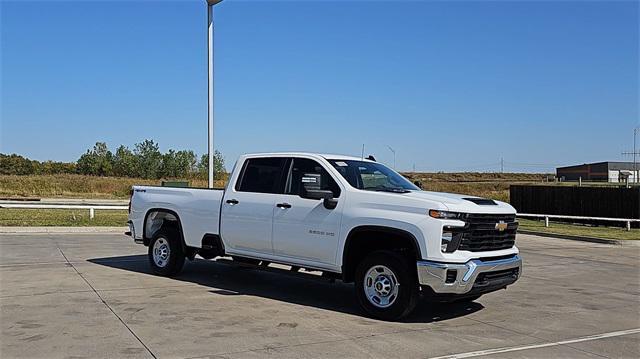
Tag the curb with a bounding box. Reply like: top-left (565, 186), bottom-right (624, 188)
top-left (517, 230), bottom-right (638, 246)
top-left (0, 226), bottom-right (128, 234)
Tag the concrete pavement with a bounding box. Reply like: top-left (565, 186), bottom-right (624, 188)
top-left (1, 233), bottom-right (638, 358)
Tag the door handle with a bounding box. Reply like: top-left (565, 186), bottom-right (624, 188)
top-left (226, 199), bottom-right (239, 205)
top-left (276, 202), bottom-right (292, 209)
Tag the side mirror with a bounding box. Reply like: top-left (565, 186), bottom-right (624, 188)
top-left (301, 173), bottom-right (338, 209)
top-left (413, 180), bottom-right (422, 189)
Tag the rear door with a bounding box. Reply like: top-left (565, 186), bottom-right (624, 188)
top-left (272, 157), bottom-right (344, 268)
top-left (221, 157), bottom-right (287, 255)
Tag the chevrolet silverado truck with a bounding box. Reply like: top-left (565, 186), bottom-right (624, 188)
top-left (127, 152), bottom-right (521, 320)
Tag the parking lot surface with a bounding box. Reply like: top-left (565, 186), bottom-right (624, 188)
top-left (1, 233), bottom-right (638, 358)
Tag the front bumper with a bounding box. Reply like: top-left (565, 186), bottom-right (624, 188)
top-left (417, 255), bottom-right (522, 294)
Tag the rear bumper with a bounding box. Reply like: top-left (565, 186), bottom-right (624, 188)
top-left (417, 255), bottom-right (522, 295)
top-left (126, 221), bottom-right (144, 244)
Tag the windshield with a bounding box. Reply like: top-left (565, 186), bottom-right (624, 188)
top-left (328, 159), bottom-right (419, 193)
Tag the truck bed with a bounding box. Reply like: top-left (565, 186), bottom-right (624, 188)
top-left (129, 185), bottom-right (224, 248)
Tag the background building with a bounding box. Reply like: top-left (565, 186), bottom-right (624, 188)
top-left (556, 162), bottom-right (638, 182)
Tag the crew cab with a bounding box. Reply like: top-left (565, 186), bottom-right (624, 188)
top-left (127, 152), bottom-right (522, 320)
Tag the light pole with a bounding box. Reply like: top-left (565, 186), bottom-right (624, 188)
top-left (621, 127), bottom-right (640, 183)
top-left (387, 145), bottom-right (396, 170)
top-left (207, 0), bottom-right (223, 188)
top-left (635, 128), bottom-right (638, 183)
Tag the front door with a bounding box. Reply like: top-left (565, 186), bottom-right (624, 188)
top-left (272, 157), bottom-right (344, 267)
top-left (221, 157), bottom-right (287, 255)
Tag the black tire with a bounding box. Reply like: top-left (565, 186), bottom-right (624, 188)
top-left (148, 227), bottom-right (185, 276)
top-left (355, 250), bottom-right (419, 321)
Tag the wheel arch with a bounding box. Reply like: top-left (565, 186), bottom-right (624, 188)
top-left (342, 225), bottom-right (422, 283)
top-left (143, 208), bottom-right (185, 248)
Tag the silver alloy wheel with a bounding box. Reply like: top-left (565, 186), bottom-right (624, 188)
top-left (152, 237), bottom-right (170, 268)
top-left (363, 265), bottom-right (400, 308)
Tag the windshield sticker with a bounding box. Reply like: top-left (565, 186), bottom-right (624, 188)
top-left (335, 161), bottom-right (348, 167)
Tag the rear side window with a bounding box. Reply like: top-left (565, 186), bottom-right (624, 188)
top-left (236, 158), bottom-right (287, 194)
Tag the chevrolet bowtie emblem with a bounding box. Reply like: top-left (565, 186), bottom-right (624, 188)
top-left (495, 221), bottom-right (508, 231)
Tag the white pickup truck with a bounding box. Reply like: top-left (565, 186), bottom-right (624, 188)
top-left (127, 152), bottom-right (521, 320)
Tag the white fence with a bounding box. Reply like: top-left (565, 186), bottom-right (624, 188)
top-left (0, 203), bottom-right (128, 219)
top-left (517, 213), bottom-right (639, 231)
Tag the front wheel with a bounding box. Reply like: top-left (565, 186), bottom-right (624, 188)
top-left (355, 251), bottom-right (419, 321)
top-left (148, 228), bottom-right (185, 276)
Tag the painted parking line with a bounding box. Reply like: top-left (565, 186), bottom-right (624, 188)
top-left (428, 328), bottom-right (640, 359)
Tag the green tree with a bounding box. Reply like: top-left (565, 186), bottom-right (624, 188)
top-left (161, 149), bottom-right (179, 178)
top-left (134, 139), bottom-right (162, 179)
top-left (175, 150), bottom-right (197, 177)
top-left (1, 154), bottom-right (76, 175)
top-left (161, 149), bottom-right (197, 178)
top-left (113, 145), bottom-right (138, 177)
top-left (2, 141), bottom-right (227, 179)
top-left (76, 142), bottom-right (113, 176)
top-left (0, 153), bottom-right (35, 175)
top-left (198, 150), bottom-right (225, 179)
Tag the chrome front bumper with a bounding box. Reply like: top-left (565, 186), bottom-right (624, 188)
top-left (417, 255), bottom-right (522, 294)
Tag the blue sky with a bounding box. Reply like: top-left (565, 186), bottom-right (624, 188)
top-left (1, 0), bottom-right (638, 172)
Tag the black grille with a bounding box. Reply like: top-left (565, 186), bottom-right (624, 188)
top-left (476, 268), bottom-right (519, 284)
top-left (457, 213), bottom-right (518, 252)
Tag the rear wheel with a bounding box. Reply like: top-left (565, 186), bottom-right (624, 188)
top-left (148, 228), bottom-right (185, 276)
top-left (355, 251), bottom-right (419, 321)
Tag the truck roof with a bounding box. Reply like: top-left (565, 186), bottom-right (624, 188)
top-left (242, 152), bottom-right (374, 162)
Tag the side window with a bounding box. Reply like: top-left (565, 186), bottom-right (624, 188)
top-left (236, 158), bottom-right (287, 194)
top-left (286, 158), bottom-right (341, 198)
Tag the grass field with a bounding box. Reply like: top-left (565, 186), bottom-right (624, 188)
top-left (0, 208), bottom-right (129, 227)
top-left (518, 218), bottom-right (639, 240)
top-left (404, 172), bottom-right (547, 202)
top-left (0, 174), bottom-right (225, 199)
top-left (1, 173), bottom-right (546, 201)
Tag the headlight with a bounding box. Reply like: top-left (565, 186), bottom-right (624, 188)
top-left (429, 210), bottom-right (464, 220)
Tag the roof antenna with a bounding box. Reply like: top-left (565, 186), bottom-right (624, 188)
top-left (366, 155), bottom-right (376, 161)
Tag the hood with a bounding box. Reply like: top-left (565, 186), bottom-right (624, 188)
top-left (402, 190), bottom-right (516, 214)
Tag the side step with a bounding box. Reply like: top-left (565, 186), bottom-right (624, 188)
top-left (214, 257), bottom-right (340, 283)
